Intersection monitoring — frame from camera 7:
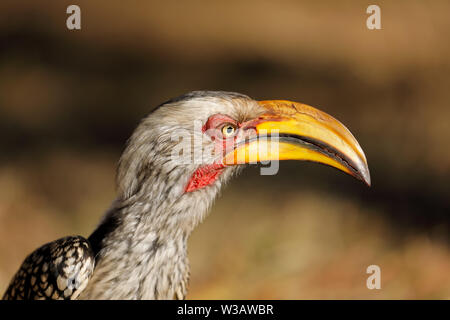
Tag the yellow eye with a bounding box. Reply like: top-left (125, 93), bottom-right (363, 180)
top-left (221, 124), bottom-right (236, 137)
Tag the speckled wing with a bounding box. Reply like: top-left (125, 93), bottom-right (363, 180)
top-left (2, 236), bottom-right (95, 300)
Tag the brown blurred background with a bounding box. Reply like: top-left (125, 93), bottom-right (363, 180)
top-left (0, 0), bottom-right (449, 299)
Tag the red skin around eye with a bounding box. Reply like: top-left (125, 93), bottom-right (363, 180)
top-left (186, 114), bottom-right (238, 193)
top-left (185, 114), bottom-right (272, 193)
top-left (185, 114), bottom-right (283, 193)
top-left (203, 114), bottom-right (241, 155)
top-left (202, 114), bottom-right (238, 133)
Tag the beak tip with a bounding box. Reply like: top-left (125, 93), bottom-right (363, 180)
top-left (363, 176), bottom-right (371, 187)
top-left (359, 165), bottom-right (371, 187)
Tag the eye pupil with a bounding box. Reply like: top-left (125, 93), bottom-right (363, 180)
top-left (222, 125), bottom-right (236, 137)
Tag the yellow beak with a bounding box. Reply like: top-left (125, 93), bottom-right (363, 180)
top-left (223, 100), bottom-right (371, 186)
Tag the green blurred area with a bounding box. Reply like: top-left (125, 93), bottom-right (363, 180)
top-left (0, 1), bottom-right (448, 298)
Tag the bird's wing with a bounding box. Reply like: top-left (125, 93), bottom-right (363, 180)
top-left (2, 235), bottom-right (95, 300)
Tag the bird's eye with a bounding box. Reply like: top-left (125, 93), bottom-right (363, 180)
top-left (221, 124), bottom-right (237, 138)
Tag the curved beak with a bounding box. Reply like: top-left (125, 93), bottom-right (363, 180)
top-left (223, 100), bottom-right (371, 186)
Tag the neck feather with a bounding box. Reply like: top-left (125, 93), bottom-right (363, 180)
top-left (82, 166), bottom-right (233, 299)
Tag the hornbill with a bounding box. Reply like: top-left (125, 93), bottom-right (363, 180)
top-left (2, 91), bottom-right (370, 300)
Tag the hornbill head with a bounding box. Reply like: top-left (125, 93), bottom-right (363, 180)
top-left (22, 91), bottom-right (371, 300)
top-left (117, 91), bottom-right (369, 210)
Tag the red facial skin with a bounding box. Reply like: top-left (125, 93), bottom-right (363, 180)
top-left (185, 114), bottom-right (260, 193)
top-left (184, 163), bottom-right (226, 193)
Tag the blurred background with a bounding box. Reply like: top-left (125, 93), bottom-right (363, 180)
top-left (0, 0), bottom-right (449, 299)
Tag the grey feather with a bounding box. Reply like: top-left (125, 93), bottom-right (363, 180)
top-left (4, 91), bottom-right (262, 300)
